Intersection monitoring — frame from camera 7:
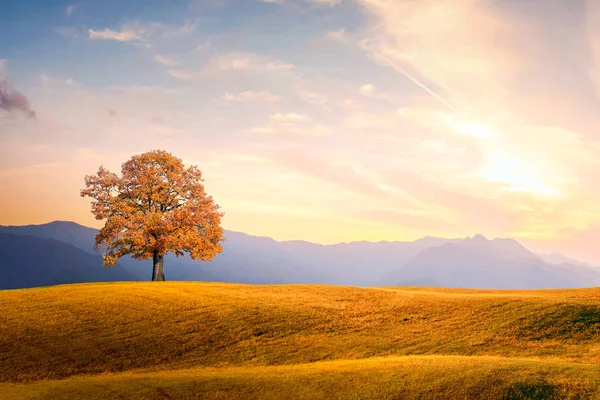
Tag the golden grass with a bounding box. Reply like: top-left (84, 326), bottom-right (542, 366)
top-left (1, 282), bottom-right (600, 399)
top-left (3, 356), bottom-right (600, 400)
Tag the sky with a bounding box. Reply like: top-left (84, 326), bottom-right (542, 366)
top-left (2, 0), bottom-right (600, 264)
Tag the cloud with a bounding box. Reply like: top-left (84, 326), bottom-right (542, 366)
top-left (168, 52), bottom-right (295, 79)
top-left (165, 69), bottom-right (193, 80)
top-left (89, 28), bottom-right (140, 42)
top-left (65, 4), bottom-right (78, 17)
top-left (258, 148), bottom-right (460, 232)
top-left (153, 55), bottom-right (178, 66)
top-left (322, 28), bottom-right (348, 43)
top-left (396, 106), bottom-right (492, 139)
top-left (0, 81), bottom-right (36, 120)
top-left (270, 113), bottom-right (310, 123)
top-left (357, 84), bottom-right (374, 96)
top-left (35, 73), bottom-right (76, 87)
top-left (222, 91), bottom-right (281, 103)
top-left (357, 83), bottom-right (396, 103)
top-left (260, 0), bottom-right (341, 6)
top-left (162, 22), bottom-right (197, 38)
top-left (249, 112), bottom-right (331, 137)
top-left (193, 39), bottom-right (212, 54)
top-left (307, 0), bottom-right (342, 6)
top-left (88, 20), bottom-right (197, 46)
top-left (265, 61), bottom-right (295, 72)
top-left (196, 52), bottom-right (294, 73)
top-left (322, 28), bottom-right (346, 42)
top-left (294, 89), bottom-right (329, 109)
top-left (209, 52), bottom-right (293, 72)
top-left (0, 62), bottom-right (35, 119)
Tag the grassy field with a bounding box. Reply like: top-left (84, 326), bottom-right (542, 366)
top-left (1, 282), bottom-right (600, 399)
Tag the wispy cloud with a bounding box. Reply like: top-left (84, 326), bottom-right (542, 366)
top-left (193, 39), bottom-right (212, 54)
top-left (88, 20), bottom-right (197, 47)
top-left (168, 52), bottom-right (295, 79)
top-left (357, 83), bottom-right (395, 103)
top-left (270, 112), bottom-right (310, 123)
top-left (88, 27), bottom-right (140, 42)
top-left (153, 55), bottom-right (178, 66)
top-left (65, 4), bottom-right (78, 17)
top-left (35, 72), bottom-right (75, 87)
top-left (307, 0), bottom-right (342, 6)
top-left (294, 89), bottom-right (329, 109)
top-left (322, 28), bottom-right (346, 42)
top-left (221, 91), bottom-right (281, 103)
top-left (162, 22), bottom-right (197, 38)
top-left (249, 112), bottom-right (330, 137)
top-left (260, 0), bottom-right (340, 6)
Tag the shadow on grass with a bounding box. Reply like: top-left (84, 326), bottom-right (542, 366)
top-left (502, 380), bottom-right (559, 400)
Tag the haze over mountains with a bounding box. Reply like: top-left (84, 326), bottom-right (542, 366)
top-left (1, 221), bottom-right (599, 290)
top-left (0, 233), bottom-right (134, 290)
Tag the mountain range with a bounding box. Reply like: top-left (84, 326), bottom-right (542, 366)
top-left (1, 221), bottom-right (599, 290)
top-left (0, 233), bottom-right (134, 290)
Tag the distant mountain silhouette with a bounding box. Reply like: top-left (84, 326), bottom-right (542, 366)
top-left (0, 221), bottom-right (99, 253)
top-left (1, 221), bottom-right (599, 289)
top-left (387, 235), bottom-right (600, 289)
top-left (537, 252), bottom-right (598, 269)
top-left (0, 233), bottom-right (136, 290)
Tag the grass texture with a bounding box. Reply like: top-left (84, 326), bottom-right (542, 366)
top-left (1, 282), bottom-right (599, 399)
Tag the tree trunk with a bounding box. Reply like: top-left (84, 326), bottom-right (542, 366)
top-left (152, 251), bottom-right (165, 281)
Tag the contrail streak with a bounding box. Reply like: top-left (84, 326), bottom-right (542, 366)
top-left (361, 40), bottom-right (465, 118)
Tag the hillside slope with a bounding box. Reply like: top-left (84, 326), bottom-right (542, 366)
top-left (4, 356), bottom-right (600, 400)
top-left (2, 282), bottom-right (600, 382)
top-left (2, 282), bottom-right (600, 399)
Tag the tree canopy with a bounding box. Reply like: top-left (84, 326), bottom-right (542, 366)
top-left (81, 150), bottom-right (224, 280)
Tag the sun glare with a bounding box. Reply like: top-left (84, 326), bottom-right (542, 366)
top-left (478, 153), bottom-right (561, 198)
top-left (458, 122), bottom-right (494, 139)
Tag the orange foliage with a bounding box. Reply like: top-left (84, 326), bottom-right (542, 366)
top-left (81, 150), bottom-right (224, 276)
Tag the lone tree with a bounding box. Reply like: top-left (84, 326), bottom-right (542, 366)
top-left (81, 150), bottom-right (224, 281)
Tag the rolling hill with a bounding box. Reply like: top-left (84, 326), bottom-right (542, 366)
top-left (1, 282), bottom-right (600, 399)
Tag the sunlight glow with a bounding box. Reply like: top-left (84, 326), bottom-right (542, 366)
top-left (458, 122), bottom-right (494, 139)
top-left (478, 153), bottom-right (561, 198)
